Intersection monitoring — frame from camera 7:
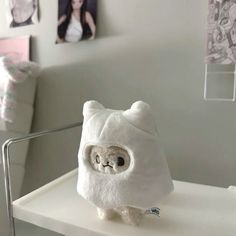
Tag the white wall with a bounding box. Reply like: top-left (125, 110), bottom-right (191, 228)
top-left (1, 0), bottom-right (236, 194)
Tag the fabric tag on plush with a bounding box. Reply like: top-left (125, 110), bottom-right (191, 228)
top-left (206, 0), bottom-right (236, 64)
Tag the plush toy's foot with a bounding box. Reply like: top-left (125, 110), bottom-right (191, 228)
top-left (117, 207), bottom-right (144, 226)
top-left (97, 208), bottom-right (116, 220)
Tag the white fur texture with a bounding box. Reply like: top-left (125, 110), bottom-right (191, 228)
top-left (77, 101), bottom-right (174, 210)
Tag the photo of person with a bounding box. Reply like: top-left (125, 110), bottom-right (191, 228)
top-left (56, 0), bottom-right (97, 44)
top-left (6, 0), bottom-right (39, 28)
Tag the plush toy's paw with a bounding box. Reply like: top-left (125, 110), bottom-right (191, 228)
top-left (97, 208), bottom-right (116, 221)
top-left (118, 207), bottom-right (144, 226)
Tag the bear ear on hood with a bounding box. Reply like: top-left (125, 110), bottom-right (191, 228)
top-left (123, 101), bottom-right (156, 135)
top-left (83, 100), bottom-right (105, 122)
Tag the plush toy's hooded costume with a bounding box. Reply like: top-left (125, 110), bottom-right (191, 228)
top-left (77, 101), bottom-right (174, 210)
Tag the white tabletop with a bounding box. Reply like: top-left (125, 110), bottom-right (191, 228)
top-left (13, 169), bottom-right (236, 236)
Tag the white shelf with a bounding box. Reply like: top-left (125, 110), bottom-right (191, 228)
top-left (13, 169), bottom-right (236, 236)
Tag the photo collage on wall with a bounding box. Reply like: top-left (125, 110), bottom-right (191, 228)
top-left (2, 0), bottom-right (97, 45)
top-left (56, 0), bottom-right (97, 44)
top-left (206, 0), bottom-right (236, 64)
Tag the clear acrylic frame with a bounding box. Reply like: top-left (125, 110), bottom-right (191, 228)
top-left (204, 64), bottom-right (236, 101)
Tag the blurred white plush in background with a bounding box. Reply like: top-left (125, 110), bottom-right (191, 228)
top-left (0, 56), bottom-right (40, 122)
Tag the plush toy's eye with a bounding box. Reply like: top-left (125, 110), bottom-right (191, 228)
top-left (117, 157), bottom-right (125, 166)
top-left (95, 154), bottom-right (100, 164)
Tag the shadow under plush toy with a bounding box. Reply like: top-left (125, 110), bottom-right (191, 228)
top-left (77, 101), bottom-right (174, 226)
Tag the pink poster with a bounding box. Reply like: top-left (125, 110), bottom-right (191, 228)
top-left (0, 36), bottom-right (30, 63)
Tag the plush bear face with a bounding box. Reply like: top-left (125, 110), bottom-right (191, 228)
top-left (89, 146), bottom-right (130, 174)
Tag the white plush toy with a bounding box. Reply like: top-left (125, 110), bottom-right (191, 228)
top-left (77, 101), bottom-right (174, 225)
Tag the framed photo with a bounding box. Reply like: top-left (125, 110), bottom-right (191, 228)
top-left (5, 0), bottom-right (39, 28)
top-left (56, 0), bottom-right (97, 44)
